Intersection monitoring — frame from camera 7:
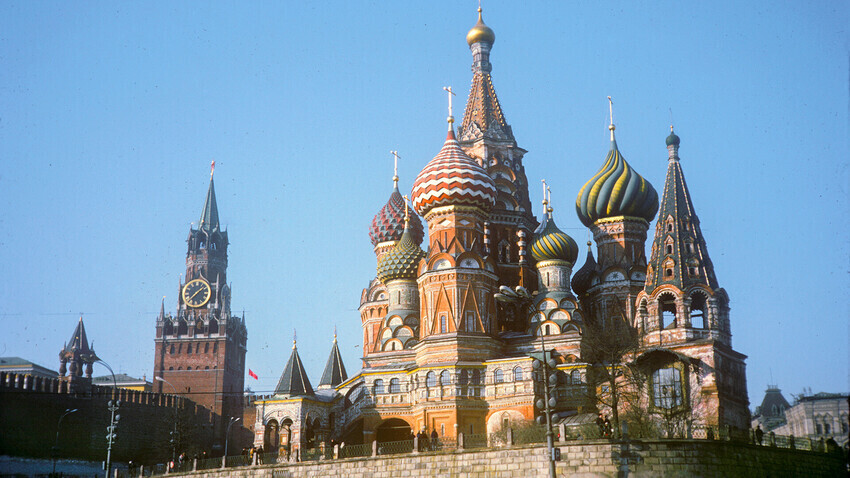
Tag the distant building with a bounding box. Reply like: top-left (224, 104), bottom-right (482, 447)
top-left (92, 373), bottom-right (152, 392)
top-left (773, 392), bottom-right (849, 448)
top-left (0, 357), bottom-right (57, 380)
top-left (751, 385), bottom-right (791, 431)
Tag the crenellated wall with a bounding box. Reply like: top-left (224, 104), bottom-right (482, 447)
top-left (0, 371), bottom-right (234, 464)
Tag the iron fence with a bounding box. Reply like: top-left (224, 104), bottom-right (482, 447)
top-left (464, 433), bottom-right (488, 449)
top-left (512, 425), bottom-right (548, 445)
top-left (377, 439), bottom-right (414, 455)
top-left (195, 456), bottom-right (221, 470)
top-left (225, 454), bottom-right (252, 467)
top-left (339, 442), bottom-right (372, 458)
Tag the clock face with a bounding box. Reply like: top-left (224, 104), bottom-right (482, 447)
top-left (182, 279), bottom-right (211, 308)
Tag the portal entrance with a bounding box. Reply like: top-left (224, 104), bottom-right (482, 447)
top-left (375, 418), bottom-right (412, 443)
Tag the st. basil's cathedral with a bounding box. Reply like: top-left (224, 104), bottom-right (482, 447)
top-left (239, 8), bottom-right (750, 451)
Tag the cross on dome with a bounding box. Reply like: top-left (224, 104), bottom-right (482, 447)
top-left (443, 86), bottom-right (456, 127)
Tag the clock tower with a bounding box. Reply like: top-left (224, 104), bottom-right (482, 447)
top-left (154, 165), bottom-right (247, 429)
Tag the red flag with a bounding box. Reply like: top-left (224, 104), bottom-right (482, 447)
top-left (248, 369), bottom-right (258, 380)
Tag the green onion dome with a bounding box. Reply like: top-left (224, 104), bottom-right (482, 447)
top-left (571, 241), bottom-right (598, 296)
top-left (575, 138), bottom-right (659, 227)
top-left (376, 221), bottom-right (426, 283)
top-left (666, 130), bottom-right (680, 147)
top-left (530, 214), bottom-right (578, 264)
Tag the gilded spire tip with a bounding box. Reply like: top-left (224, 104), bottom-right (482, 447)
top-left (443, 86), bottom-right (456, 127)
top-left (607, 96), bottom-right (616, 140)
top-left (391, 150), bottom-right (400, 187)
top-left (210, 160), bottom-right (215, 178)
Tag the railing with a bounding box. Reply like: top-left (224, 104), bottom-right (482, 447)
top-left (225, 454), bottom-right (252, 467)
top-left (464, 433), bottom-right (489, 449)
top-left (145, 427), bottom-right (838, 476)
top-left (512, 425), bottom-right (548, 445)
top-left (377, 439), bottom-right (414, 455)
top-left (339, 442), bottom-right (372, 458)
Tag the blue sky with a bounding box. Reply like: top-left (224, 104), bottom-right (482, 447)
top-left (1, 1), bottom-right (847, 406)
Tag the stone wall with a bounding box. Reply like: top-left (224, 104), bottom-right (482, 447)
top-left (0, 371), bottom-right (229, 464)
top-left (176, 440), bottom-right (844, 478)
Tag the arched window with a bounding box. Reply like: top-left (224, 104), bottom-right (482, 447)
top-left (373, 379), bottom-right (384, 395)
top-left (570, 370), bottom-right (581, 385)
top-left (458, 370), bottom-right (468, 385)
top-left (204, 343), bottom-right (209, 353)
top-left (471, 370), bottom-right (481, 385)
top-left (652, 367), bottom-right (683, 409)
top-left (170, 344), bottom-right (175, 354)
top-left (440, 314), bottom-right (448, 334)
top-left (465, 311), bottom-right (475, 332)
top-left (513, 366), bottom-right (523, 382)
top-left (494, 369), bottom-right (504, 383)
top-left (389, 378), bottom-right (400, 393)
top-left (689, 292), bottom-right (707, 329)
top-left (659, 294), bottom-right (677, 329)
top-left (440, 370), bottom-right (451, 386)
top-left (426, 371), bottom-right (437, 387)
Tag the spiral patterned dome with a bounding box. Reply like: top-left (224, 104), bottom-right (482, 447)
top-left (576, 139), bottom-right (659, 227)
top-left (411, 130), bottom-right (496, 217)
top-left (466, 8), bottom-right (495, 46)
top-left (571, 241), bottom-right (598, 297)
top-left (376, 221), bottom-right (426, 283)
top-left (369, 185), bottom-right (424, 247)
top-left (530, 214), bottom-right (578, 264)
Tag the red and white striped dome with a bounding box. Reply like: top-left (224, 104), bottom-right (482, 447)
top-left (411, 130), bottom-right (496, 217)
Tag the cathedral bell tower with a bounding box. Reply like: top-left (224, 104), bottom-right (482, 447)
top-left (154, 163), bottom-right (247, 427)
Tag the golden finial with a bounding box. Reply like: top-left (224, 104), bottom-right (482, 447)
top-left (443, 86), bottom-right (456, 127)
top-left (607, 96), bottom-right (616, 140)
top-left (390, 150), bottom-right (400, 187)
top-left (293, 329), bottom-right (297, 349)
top-left (210, 160), bottom-right (216, 178)
top-left (333, 326), bottom-right (338, 343)
top-left (547, 185), bottom-right (553, 217)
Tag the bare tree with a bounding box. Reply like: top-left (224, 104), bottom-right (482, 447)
top-left (581, 314), bottom-right (641, 438)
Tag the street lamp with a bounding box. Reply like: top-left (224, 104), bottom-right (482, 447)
top-left (52, 408), bottom-right (78, 477)
top-left (495, 285), bottom-right (558, 478)
top-left (95, 359), bottom-right (120, 478)
top-left (155, 376), bottom-right (179, 462)
top-left (224, 417), bottom-right (241, 458)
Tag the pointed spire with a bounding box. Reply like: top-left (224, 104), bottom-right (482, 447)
top-left (571, 240), bottom-right (598, 296)
top-left (608, 96), bottom-right (617, 143)
top-left (318, 332), bottom-right (348, 389)
top-left (159, 297), bottom-right (165, 320)
top-left (64, 317), bottom-right (93, 354)
top-left (645, 129), bottom-right (718, 292)
top-left (275, 337), bottom-right (314, 397)
top-left (198, 162), bottom-right (220, 232)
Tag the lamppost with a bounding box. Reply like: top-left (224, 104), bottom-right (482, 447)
top-left (95, 359), bottom-right (119, 478)
top-left (52, 408), bottom-right (78, 477)
top-left (495, 285), bottom-right (558, 478)
top-left (155, 376), bottom-right (179, 462)
top-left (224, 417), bottom-right (241, 458)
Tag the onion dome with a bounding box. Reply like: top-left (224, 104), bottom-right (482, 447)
top-left (666, 129), bottom-right (680, 147)
top-left (466, 7), bottom-right (495, 46)
top-left (411, 129), bottom-right (496, 217)
top-left (369, 185), bottom-right (424, 247)
top-left (531, 214), bottom-right (578, 264)
top-left (571, 241), bottom-right (598, 296)
top-left (576, 127), bottom-right (659, 227)
top-left (376, 220), bottom-right (426, 282)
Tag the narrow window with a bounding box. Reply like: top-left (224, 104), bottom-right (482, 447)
top-left (665, 268), bottom-right (673, 277)
top-left (440, 314), bottom-right (448, 334)
top-left (666, 244), bottom-right (673, 254)
top-left (465, 311), bottom-right (475, 332)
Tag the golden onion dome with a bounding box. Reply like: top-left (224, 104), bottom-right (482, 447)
top-left (466, 8), bottom-right (495, 46)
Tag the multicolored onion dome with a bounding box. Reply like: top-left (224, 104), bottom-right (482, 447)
top-left (411, 130), bottom-right (496, 217)
top-left (369, 185), bottom-right (424, 247)
top-left (575, 139), bottom-right (659, 227)
top-left (376, 222), bottom-right (426, 283)
top-left (466, 8), bottom-right (495, 46)
top-left (530, 215), bottom-right (578, 264)
top-left (571, 241), bottom-right (598, 296)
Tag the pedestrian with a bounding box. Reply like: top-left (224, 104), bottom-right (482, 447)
top-left (416, 429), bottom-right (426, 452)
top-left (595, 413), bottom-right (605, 437)
top-left (430, 429), bottom-right (439, 451)
top-left (603, 417), bottom-right (612, 438)
top-left (257, 446), bottom-right (264, 464)
top-left (754, 425), bottom-right (764, 445)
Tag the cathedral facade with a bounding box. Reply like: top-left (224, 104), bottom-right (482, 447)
top-left (252, 9), bottom-right (749, 453)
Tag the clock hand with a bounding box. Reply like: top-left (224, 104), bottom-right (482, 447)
top-left (190, 288), bottom-right (205, 300)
